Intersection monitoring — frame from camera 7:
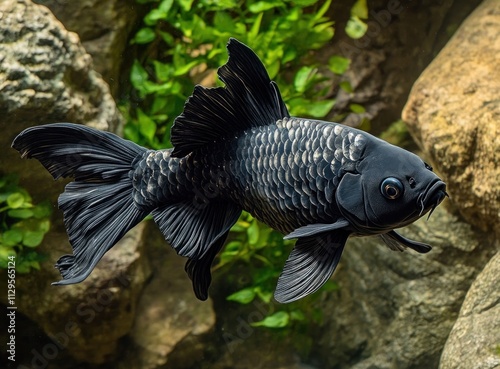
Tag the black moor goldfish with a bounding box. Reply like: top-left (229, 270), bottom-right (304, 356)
top-left (12, 38), bottom-right (447, 303)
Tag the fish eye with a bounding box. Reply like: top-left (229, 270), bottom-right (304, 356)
top-left (380, 177), bottom-right (404, 200)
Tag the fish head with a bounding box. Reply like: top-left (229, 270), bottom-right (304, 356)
top-left (335, 141), bottom-right (447, 233)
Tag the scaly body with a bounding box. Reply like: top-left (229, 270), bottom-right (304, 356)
top-left (133, 117), bottom-right (366, 234)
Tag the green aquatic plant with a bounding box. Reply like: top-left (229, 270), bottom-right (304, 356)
top-left (126, 0), bottom-right (337, 149)
top-left (0, 174), bottom-right (51, 273)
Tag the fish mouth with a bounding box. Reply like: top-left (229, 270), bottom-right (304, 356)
top-left (417, 179), bottom-right (448, 219)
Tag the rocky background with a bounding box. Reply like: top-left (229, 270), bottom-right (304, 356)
top-left (1, 0), bottom-right (498, 368)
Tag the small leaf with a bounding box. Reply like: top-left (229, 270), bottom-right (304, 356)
top-left (22, 231), bottom-right (45, 247)
top-left (7, 193), bottom-right (25, 209)
top-left (328, 55), bottom-right (351, 75)
top-left (251, 311), bottom-right (289, 328)
top-left (248, 1), bottom-right (281, 13)
top-left (133, 27), bottom-right (156, 44)
top-left (137, 109), bottom-right (157, 142)
top-left (349, 103), bottom-right (366, 113)
top-left (8, 209), bottom-right (34, 219)
top-left (308, 99), bottom-right (336, 118)
top-left (2, 229), bottom-right (23, 246)
top-left (247, 220), bottom-right (260, 245)
top-left (351, 0), bottom-right (368, 19)
top-left (339, 81), bottom-right (353, 93)
top-left (345, 16), bottom-right (368, 39)
top-left (226, 288), bottom-right (256, 304)
top-left (294, 66), bottom-right (314, 93)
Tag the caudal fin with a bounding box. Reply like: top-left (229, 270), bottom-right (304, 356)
top-left (12, 123), bottom-right (149, 285)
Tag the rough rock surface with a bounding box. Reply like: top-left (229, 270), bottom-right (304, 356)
top-left (440, 251), bottom-right (500, 369)
top-left (314, 205), bottom-right (496, 369)
top-left (32, 0), bottom-right (139, 96)
top-left (0, 0), bottom-right (123, 199)
top-left (0, 223), bottom-right (150, 366)
top-left (117, 222), bottom-right (216, 369)
top-left (322, 0), bottom-right (482, 134)
top-left (403, 0), bottom-right (500, 233)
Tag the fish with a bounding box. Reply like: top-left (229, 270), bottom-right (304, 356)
top-left (11, 38), bottom-right (448, 303)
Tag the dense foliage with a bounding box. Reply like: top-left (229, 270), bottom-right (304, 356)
top-left (0, 175), bottom-right (51, 273)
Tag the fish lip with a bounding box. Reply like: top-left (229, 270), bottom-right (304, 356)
top-left (417, 179), bottom-right (447, 216)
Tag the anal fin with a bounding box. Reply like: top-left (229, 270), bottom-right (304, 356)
top-left (152, 200), bottom-right (241, 260)
top-left (275, 231), bottom-right (350, 303)
top-left (185, 232), bottom-right (229, 301)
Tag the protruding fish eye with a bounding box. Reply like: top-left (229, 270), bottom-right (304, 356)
top-left (380, 177), bottom-right (404, 200)
top-left (424, 162), bottom-right (433, 171)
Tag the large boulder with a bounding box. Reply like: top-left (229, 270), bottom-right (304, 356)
top-left (32, 0), bottom-right (140, 96)
top-left (314, 206), bottom-right (495, 369)
top-left (1, 0), bottom-right (123, 201)
top-left (402, 0), bottom-right (500, 233)
top-left (439, 251), bottom-right (500, 369)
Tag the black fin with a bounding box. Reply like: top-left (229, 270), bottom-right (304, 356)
top-left (275, 231), bottom-right (350, 303)
top-left (152, 200), bottom-right (241, 259)
top-left (171, 38), bottom-right (289, 157)
top-left (381, 230), bottom-right (432, 254)
top-left (12, 123), bottom-right (149, 284)
top-left (284, 219), bottom-right (350, 239)
top-left (185, 232), bottom-right (229, 301)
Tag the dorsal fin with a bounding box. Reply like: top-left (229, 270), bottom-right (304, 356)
top-left (171, 38), bottom-right (289, 157)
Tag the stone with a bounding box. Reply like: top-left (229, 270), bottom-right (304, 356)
top-left (322, 0), bottom-right (483, 134)
top-left (0, 223), bottom-right (151, 366)
top-left (32, 0), bottom-right (139, 96)
top-left (439, 251), bottom-right (500, 369)
top-left (313, 205), bottom-right (497, 369)
top-left (0, 0), bottom-right (123, 200)
top-left (116, 222), bottom-right (216, 369)
top-left (402, 0), bottom-right (500, 233)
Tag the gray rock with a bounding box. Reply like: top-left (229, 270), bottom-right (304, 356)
top-left (0, 0), bottom-right (123, 199)
top-left (439, 251), bottom-right (500, 369)
top-left (314, 205), bottom-right (496, 369)
top-left (402, 0), bottom-right (500, 233)
top-left (117, 222), bottom-right (216, 369)
top-left (32, 0), bottom-right (139, 96)
top-left (1, 223), bottom-right (151, 366)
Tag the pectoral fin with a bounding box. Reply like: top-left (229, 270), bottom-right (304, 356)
top-left (284, 219), bottom-right (350, 239)
top-left (380, 230), bottom-right (432, 254)
top-left (275, 231), bottom-right (350, 303)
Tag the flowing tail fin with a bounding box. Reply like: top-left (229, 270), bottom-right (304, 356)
top-left (12, 123), bottom-right (149, 285)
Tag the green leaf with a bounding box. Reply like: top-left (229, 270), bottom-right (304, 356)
top-left (137, 109), bottom-right (157, 141)
top-left (328, 55), bottom-right (351, 75)
top-left (133, 27), bottom-right (156, 44)
top-left (178, 0), bottom-right (194, 12)
top-left (251, 311), bottom-right (289, 328)
top-left (7, 193), bottom-right (26, 209)
top-left (308, 99), bottom-right (336, 118)
top-left (351, 0), bottom-right (368, 19)
top-left (131, 60), bottom-right (149, 91)
top-left (32, 202), bottom-right (52, 219)
top-left (2, 229), bottom-right (23, 246)
top-left (248, 1), bottom-right (281, 13)
top-left (290, 309), bottom-right (305, 321)
top-left (349, 103), bottom-right (366, 113)
top-left (0, 245), bottom-right (16, 268)
top-left (8, 209), bottom-right (34, 219)
top-left (294, 66), bottom-right (314, 93)
top-left (345, 16), bottom-right (368, 39)
top-left (227, 288), bottom-right (256, 304)
top-left (22, 231), bottom-right (45, 247)
top-left (339, 81), bottom-right (353, 93)
top-left (247, 220), bottom-right (260, 245)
